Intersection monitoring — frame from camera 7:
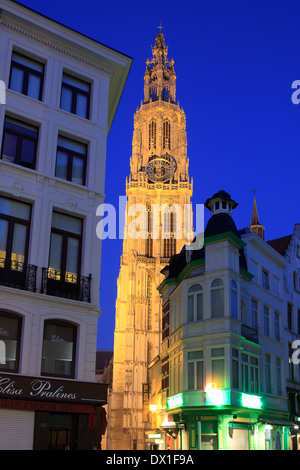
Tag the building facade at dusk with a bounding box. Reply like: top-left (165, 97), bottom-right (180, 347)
top-left (109, 31), bottom-right (193, 450)
top-left (154, 190), bottom-right (300, 451)
top-left (0, 0), bottom-right (131, 450)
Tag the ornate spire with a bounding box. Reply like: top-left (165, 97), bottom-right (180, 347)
top-left (144, 28), bottom-right (176, 104)
top-left (249, 190), bottom-right (265, 240)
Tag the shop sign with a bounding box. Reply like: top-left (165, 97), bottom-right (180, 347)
top-left (0, 373), bottom-right (107, 405)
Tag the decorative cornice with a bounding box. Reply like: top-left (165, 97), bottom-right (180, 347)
top-left (0, 18), bottom-right (113, 76)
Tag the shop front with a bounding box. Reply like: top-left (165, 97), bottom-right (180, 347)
top-left (0, 372), bottom-right (108, 450)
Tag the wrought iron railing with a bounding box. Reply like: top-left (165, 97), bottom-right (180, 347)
top-left (0, 257), bottom-right (37, 292)
top-left (41, 268), bottom-right (91, 302)
top-left (241, 323), bottom-right (259, 344)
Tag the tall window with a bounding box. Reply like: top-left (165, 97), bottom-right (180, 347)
top-left (211, 279), bottom-right (224, 318)
top-left (289, 342), bottom-right (296, 381)
top-left (211, 348), bottom-right (225, 388)
top-left (147, 273), bottom-right (153, 330)
top-left (163, 210), bottom-right (176, 258)
top-left (48, 211), bottom-right (82, 283)
top-left (287, 303), bottom-right (293, 331)
top-left (265, 354), bottom-right (272, 393)
top-left (249, 356), bottom-right (259, 393)
top-left (262, 269), bottom-right (270, 290)
top-left (41, 320), bottom-right (77, 378)
top-left (148, 119), bottom-right (156, 150)
top-left (231, 280), bottom-right (238, 319)
top-left (187, 351), bottom-right (203, 390)
top-left (163, 119), bottom-right (171, 150)
top-left (55, 135), bottom-right (87, 185)
top-left (0, 311), bottom-right (22, 372)
top-left (276, 357), bottom-right (282, 396)
top-left (187, 284), bottom-right (203, 322)
top-left (251, 299), bottom-right (258, 329)
top-left (1, 116), bottom-right (39, 169)
top-left (60, 73), bottom-right (90, 119)
top-left (0, 196), bottom-right (31, 269)
top-left (146, 206), bottom-right (153, 257)
top-left (264, 306), bottom-right (270, 337)
top-left (274, 312), bottom-right (280, 341)
top-left (9, 51), bottom-right (44, 100)
top-left (232, 348), bottom-right (239, 389)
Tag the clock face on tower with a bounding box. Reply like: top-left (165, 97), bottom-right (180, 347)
top-left (145, 154), bottom-right (177, 182)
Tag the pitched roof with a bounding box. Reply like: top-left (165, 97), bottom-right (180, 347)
top-left (267, 235), bottom-right (292, 256)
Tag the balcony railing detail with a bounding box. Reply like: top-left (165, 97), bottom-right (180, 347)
top-left (241, 323), bottom-right (259, 344)
top-left (41, 268), bottom-right (91, 302)
top-left (0, 258), bottom-right (37, 292)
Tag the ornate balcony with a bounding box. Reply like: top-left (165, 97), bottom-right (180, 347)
top-left (241, 323), bottom-right (259, 344)
top-left (0, 258), bottom-right (37, 292)
top-left (41, 268), bottom-right (91, 302)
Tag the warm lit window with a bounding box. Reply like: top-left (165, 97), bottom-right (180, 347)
top-left (9, 51), bottom-right (44, 100)
top-left (60, 73), bottom-right (90, 119)
top-left (1, 116), bottom-right (39, 169)
top-left (0, 311), bottom-right (22, 372)
top-left (0, 196), bottom-right (31, 269)
top-left (41, 320), bottom-right (77, 378)
top-left (48, 211), bottom-right (82, 283)
top-left (55, 135), bottom-right (87, 185)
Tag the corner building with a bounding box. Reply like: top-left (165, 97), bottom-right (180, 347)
top-left (109, 31), bottom-right (192, 450)
top-left (157, 190), bottom-right (300, 450)
top-left (0, 0), bottom-right (131, 450)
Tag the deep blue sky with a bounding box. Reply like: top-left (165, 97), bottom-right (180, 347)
top-left (16, 0), bottom-right (300, 350)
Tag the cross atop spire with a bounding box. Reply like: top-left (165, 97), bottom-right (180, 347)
top-left (158, 22), bottom-right (163, 33)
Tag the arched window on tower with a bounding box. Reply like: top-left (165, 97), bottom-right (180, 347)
top-left (149, 119), bottom-right (156, 150)
top-left (163, 119), bottom-right (171, 150)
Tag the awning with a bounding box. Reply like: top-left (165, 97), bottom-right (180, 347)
top-left (259, 418), bottom-right (296, 427)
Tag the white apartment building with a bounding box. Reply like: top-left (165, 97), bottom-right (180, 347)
top-left (0, 0), bottom-right (131, 450)
top-left (152, 190), bottom-right (300, 451)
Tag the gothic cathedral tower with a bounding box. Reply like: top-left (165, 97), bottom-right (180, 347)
top-left (109, 30), bottom-right (192, 450)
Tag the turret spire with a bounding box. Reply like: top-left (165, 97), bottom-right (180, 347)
top-left (249, 189), bottom-right (265, 240)
top-left (144, 30), bottom-right (176, 104)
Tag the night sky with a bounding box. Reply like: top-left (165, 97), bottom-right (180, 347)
top-left (13, 0), bottom-right (300, 350)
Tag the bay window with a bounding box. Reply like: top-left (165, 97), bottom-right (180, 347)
top-left (187, 284), bottom-right (203, 322)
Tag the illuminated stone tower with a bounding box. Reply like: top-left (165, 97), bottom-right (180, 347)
top-left (109, 30), bottom-right (192, 450)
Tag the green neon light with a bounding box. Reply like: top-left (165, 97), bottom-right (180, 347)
top-left (167, 393), bottom-right (183, 409)
top-left (241, 393), bottom-right (262, 409)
